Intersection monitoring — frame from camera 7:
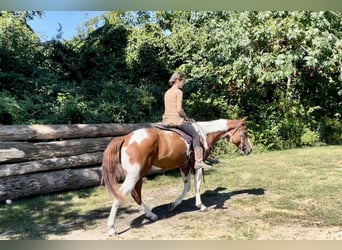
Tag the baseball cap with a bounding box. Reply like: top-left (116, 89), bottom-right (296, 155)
top-left (168, 72), bottom-right (184, 83)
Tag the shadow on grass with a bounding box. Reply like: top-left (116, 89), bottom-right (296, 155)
top-left (129, 187), bottom-right (265, 230)
top-left (0, 164), bottom-right (221, 239)
top-left (0, 188), bottom-right (126, 239)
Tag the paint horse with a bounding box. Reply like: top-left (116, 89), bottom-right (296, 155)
top-left (102, 117), bottom-right (252, 236)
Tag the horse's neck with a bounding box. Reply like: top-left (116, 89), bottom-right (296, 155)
top-left (197, 119), bottom-right (228, 133)
top-left (196, 119), bottom-right (230, 148)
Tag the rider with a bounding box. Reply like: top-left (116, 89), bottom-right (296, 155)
top-left (162, 72), bottom-right (212, 170)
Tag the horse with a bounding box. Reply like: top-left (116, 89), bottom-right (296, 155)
top-left (102, 117), bottom-right (252, 236)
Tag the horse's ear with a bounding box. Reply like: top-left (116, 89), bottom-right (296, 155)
top-left (241, 116), bottom-right (248, 122)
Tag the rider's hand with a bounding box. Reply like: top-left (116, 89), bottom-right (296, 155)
top-left (186, 117), bottom-right (195, 123)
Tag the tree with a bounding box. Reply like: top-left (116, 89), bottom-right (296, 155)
top-left (162, 11), bottom-right (342, 147)
top-left (0, 11), bottom-right (44, 124)
top-left (1, 11), bottom-right (340, 146)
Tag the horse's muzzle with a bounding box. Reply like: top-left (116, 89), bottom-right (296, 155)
top-left (242, 145), bottom-right (252, 155)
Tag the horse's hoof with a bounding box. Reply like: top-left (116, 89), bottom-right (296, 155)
top-left (150, 214), bottom-right (159, 221)
top-left (199, 205), bottom-right (208, 212)
top-left (145, 212), bottom-right (159, 221)
top-left (108, 228), bottom-right (117, 237)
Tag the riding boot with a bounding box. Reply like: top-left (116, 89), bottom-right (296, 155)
top-left (194, 146), bottom-right (212, 170)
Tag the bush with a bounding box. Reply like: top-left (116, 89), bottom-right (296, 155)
top-left (52, 92), bottom-right (89, 124)
top-left (90, 101), bottom-right (128, 123)
top-left (318, 117), bottom-right (342, 145)
top-left (301, 127), bottom-right (320, 146)
top-left (0, 91), bottom-right (22, 124)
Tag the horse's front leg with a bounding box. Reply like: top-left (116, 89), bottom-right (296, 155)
top-left (194, 168), bottom-right (207, 211)
top-left (169, 168), bottom-right (191, 211)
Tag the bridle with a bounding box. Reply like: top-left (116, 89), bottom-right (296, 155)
top-left (224, 121), bottom-right (248, 153)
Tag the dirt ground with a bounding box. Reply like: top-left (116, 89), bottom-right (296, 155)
top-left (46, 187), bottom-right (342, 240)
top-left (47, 214), bottom-right (342, 240)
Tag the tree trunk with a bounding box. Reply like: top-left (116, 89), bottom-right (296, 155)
top-left (0, 167), bottom-right (102, 202)
top-left (0, 137), bottom-right (113, 164)
top-left (0, 152), bottom-right (103, 177)
top-left (0, 166), bottom-right (170, 202)
top-left (0, 123), bottom-right (153, 141)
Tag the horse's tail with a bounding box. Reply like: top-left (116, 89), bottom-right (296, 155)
top-left (102, 136), bottom-right (126, 203)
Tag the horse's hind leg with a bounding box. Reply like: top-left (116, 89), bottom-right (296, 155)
top-left (107, 173), bottom-right (139, 236)
top-left (107, 198), bottom-right (120, 236)
top-left (169, 168), bottom-right (191, 211)
top-left (131, 178), bottom-right (158, 221)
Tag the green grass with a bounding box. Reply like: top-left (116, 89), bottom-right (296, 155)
top-left (0, 187), bottom-right (111, 239)
top-left (1, 145), bottom-right (341, 239)
top-left (214, 146), bottom-right (342, 228)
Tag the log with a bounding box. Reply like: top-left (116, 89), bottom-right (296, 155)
top-left (0, 152), bottom-right (103, 177)
top-left (0, 167), bottom-right (102, 202)
top-left (0, 137), bottom-right (113, 164)
top-left (0, 123), bottom-right (153, 141)
top-left (0, 166), bottom-right (170, 202)
top-left (0, 122), bottom-right (173, 202)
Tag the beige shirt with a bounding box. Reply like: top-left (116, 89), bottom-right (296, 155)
top-left (162, 87), bottom-right (185, 126)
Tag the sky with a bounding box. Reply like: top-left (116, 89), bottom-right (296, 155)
top-left (28, 11), bottom-right (107, 41)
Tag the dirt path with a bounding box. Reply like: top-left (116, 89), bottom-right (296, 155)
top-left (47, 216), bottom-right (342, 240)
top-left (46, 189), bottom-right (342, 240)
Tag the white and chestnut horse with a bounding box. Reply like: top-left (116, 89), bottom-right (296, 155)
top-left (102, 117), bottom-right (252, 236)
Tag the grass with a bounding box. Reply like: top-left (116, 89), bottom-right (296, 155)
top-left (221, 146), bottom-right (342, 228)
top-left (0, 145), bottom-right (341, 239)
top-left (0, 187), bottom-right (111, 239)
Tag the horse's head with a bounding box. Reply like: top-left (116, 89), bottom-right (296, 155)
top-left (226, 117), bottom-right (252, 155)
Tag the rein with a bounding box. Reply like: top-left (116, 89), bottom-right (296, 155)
top-left (227, 121), bottom-right (241, 138)
top-left (225, 121), bottom-right (246, 153)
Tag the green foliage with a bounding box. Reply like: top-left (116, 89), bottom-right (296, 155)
top-left (94, 81), bottom-right (162, 123)
top-left (318, 117), bottom-right (342, 144)
top-left (0, 91), bottom-right (22, 124)
top-left (18, 94), bottom-right (54, 124)
top-left (0, 11), bottom-right (42, 94)
top-left (0, 10), bottom-right (341, 149)
top-left (52, 92), bottom-right (89, 124)
top-left (301, 127), bottom-right (320, 146)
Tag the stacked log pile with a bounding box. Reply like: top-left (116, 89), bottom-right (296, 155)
top-left (0, 123), bottom-right (152, 202)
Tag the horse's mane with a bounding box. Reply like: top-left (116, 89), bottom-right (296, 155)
top-left (197, 119), bottom-right (229, 134)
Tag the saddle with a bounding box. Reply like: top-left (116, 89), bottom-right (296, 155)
top-left (154, 123), bottom-right (210, 172)
top-left (154, 123), bottom-right (193, 146)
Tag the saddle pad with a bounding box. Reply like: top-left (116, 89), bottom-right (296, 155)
top-left (154, 124), bottom-right (193, 145)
